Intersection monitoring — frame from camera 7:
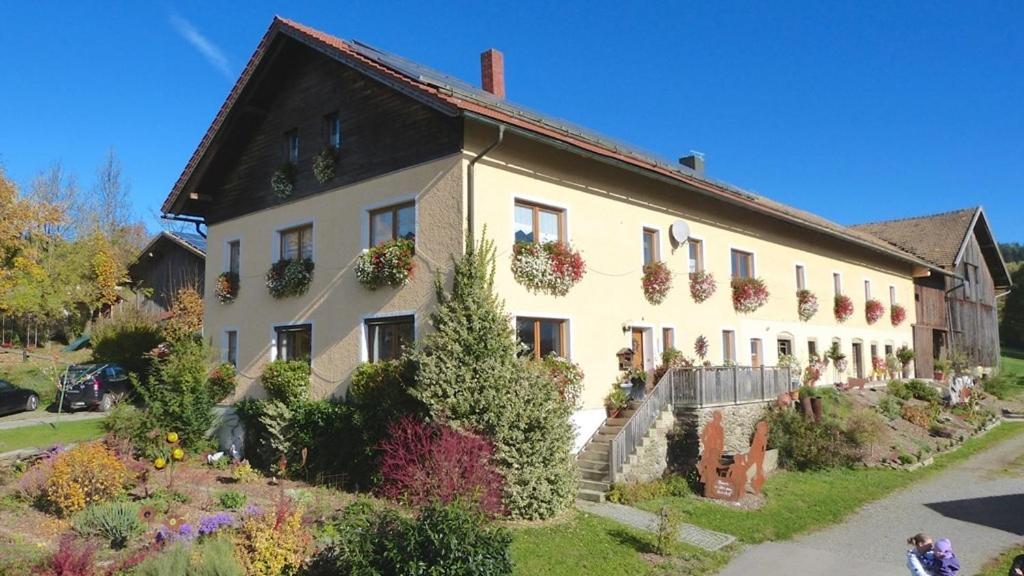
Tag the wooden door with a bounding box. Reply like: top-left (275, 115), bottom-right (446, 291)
top-left (750, 339), bottom-right (763, 368)
top-left (852, 343), bottom-right (864, 378)
top-left (631, 328), bottom-right (645, 370)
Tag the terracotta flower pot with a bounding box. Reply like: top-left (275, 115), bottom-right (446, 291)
top-left (810, 397), bottom-right (823, 423)
top-left (800, 396), bottom-right (814, 419)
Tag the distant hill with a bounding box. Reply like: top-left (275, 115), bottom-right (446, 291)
top-left (1000, 242), bottom-right (1024, 265)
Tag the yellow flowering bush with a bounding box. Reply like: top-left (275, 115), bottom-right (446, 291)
top-left (46, 442), bottom-right (129, 516)
top-left (233, 506), bottom-right (311, 576)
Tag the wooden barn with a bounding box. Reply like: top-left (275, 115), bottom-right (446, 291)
top-left (127, 231), bottom-right (206, 314)
top-left (854, 207), bottom-right (1012, 376)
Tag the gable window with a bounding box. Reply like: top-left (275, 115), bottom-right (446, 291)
top-left (514, 201), bottom-right (563, 244)
top-left (642, 228), bottom-right (659, 266)
top-left (833, 273), bottom-right (843, 296)
top-left (370, 202), bottom-right (416, 247)
top-left (516, 317), bottom-right (566, 359)
top-left (731, 249), bottom-right (754, 279)
top-left (365, 315), bottom-right (414, 362)
top-left (688, 239), bottom-right (704, 273)
top-left (280, 224), bottom-right (313, 262)
top-left (275, 324), bottom-right (312, 363)
top-left (662, 327), bottom-right (675, 352)
top-left (864, 280), bottom-right (872, 301)
top-left (228, 240), bottom-right (240, 276)
top-left (225, 330), bottom-right (238, 367)
top-left (325, 112), bottom-right (341, 149)
top-left (285, 129), bottom-right (300, 163)
top-left (795, 265), bottom-right (806, 291)
top-left (722, 330), bottom-right (736, 363)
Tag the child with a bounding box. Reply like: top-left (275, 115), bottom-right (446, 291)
top-left (907, 533), bottom-right (934, 576)
top-left (1008, 554), bottom-right (1024, 576)
top-left (932, 538), bottom-right (960, 576)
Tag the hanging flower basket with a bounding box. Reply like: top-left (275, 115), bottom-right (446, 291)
top-left (641, 261), bottom-right (672, 304)
top-left (313, 147), bottom-right (336, 184)
top-left (797, 289), bottom-right (818, 321)
top-left (215, 272), bottom-right (239, 304)
top-left (355, 238), bottom-right (415, 290)
top-left (271, 162), bottom-right (297, 199)
top-left (266, 258), bottom-right (314, 299)
top-left (891, 303), bottom-right (907, 327)
top-left (865, 298), bottom-right (885, 324)
top-left (688, 270), bottom-right (717, 303)
top-left (731, 277), bottom-right (769, 313)
top-left (834, 294), bottom-right (854, 323)
top-left (511, 241), bottom-right (586, 296)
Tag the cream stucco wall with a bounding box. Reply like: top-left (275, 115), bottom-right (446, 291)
top-left (204, 155), bottom-right (463, 400)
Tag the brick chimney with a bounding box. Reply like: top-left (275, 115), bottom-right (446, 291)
top-left (480, 48), bottom-right (505, 99)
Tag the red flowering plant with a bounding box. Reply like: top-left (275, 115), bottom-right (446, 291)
top-left (891, 303), bottom-right (907, 327)
top-left (215, 271), bottom-right (239, 303)
top-left (688, 270), bottom-right (717, 303)
top-left (356, 238), bottom-right (415, 290)
top-left (511, 241), bottom-right (586, 296)
top-left (797, 289), bottom-right (818, 321)
top-left (834, 294), bottom-right (854, 322)
top-left (731, 277), bottom-right (769, 313)
top-left (641, 261), bottom-right (672, 304)
top-left (865, 298), bottom-right (885, 325)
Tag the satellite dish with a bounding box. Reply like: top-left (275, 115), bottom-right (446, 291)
top-left (670, 220), bottom-right (691, 244)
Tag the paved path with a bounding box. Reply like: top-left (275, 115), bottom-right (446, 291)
top-left (719, 424), bottom-right (1024, 576)
top-left (0, 410), bottom-right (105, 430)
top-left (577, 501), bottom-right (736, 551)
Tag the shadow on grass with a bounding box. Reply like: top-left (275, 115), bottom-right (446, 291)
top-left (1001, 347), bottom-right (1024, 361)
top-left (925, 493), bottom-right (1024, 536)
top-left (608, 527), bottom-right (656, 554)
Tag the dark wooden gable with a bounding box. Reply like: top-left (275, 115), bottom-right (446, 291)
top-left (129, 235), bottom-right (205, 312)
top-left (186, 35), bottom-right (462, 224)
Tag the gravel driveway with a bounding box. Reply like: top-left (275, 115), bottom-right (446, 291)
top-left (719, 424), bottom-right (1024, 576)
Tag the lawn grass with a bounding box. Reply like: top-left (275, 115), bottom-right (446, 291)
top-left (986, 348), bottom-right (1024, 400)
top-left (637, 421), bottom-right (1024, 544)
top-left (0, 348), bottom-right (90, 411)
top-left (0, 419), bottom-right (106, 453)
top-left (975, 544), bottom-right (1024, 576)
top-left (510, 510), bottom-right (731, 576)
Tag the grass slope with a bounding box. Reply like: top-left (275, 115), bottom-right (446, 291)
top-left (0, 419), bottom-right (105, 453)
top-left (975, 545), bottom-right (1024, 576)
top-left (986, 348), bottom-right (1024, 400)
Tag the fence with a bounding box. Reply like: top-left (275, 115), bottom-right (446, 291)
top-left (671, 366), bottom-right (796, 407)
top-left (608, 368), bottom-right (675, 483)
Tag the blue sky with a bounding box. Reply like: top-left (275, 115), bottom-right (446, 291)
top-left (1, 2), bottom-right (1021, 243)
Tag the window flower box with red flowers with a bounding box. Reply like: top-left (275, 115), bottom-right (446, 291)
top-left (797, 289), bottom-right (818, 321)
top-left (891, 304), bottom-right (907, 327)
top-left (355, 238), bottom-right (415, 290)
top-left (215, 272), bottom-right (239, 304)
top-left (834, 294), bottom-right (854, 323)
top-left (689, 270), bottom-right (717, 303)
top-left (511, 241), bottom-right (586, 296)
top-left (642, 261), bottom-right (672, 304)
top-left (865, 298), bottom-right (885, 325)
top-left (266, 258), bottom-right (314, 299)
top-left (731, 277), bottom-right (769, 313)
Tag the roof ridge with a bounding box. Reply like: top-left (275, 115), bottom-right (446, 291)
top-left (851, 206), bottom-right (979, 229)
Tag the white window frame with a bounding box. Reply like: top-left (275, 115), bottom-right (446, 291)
top-left (271, 218), bottom-right (316, 263)
top-left (222, 327), bottom-right (240, 365)
top-left (659, 324), bottom-right (677, 358)
top-left (223, 237), bottom-right (241, 275)
top-left (833, 271), bottom-right (843, 296)
top-left (864, 278), bottom-right (872, 301)
top-left (360, 310), bottom-right (417, 363)
top-left (889, 285), bottom-right (897, 306)
top-left (687, 236), bottom-right (705, 274)
top-left (794, 263), bottom-right (806, 291)
top-left (269, 320), bottom-right (315, 363)
top-left (640, 224), bottom-right (662, 267)
top-left (360, 193), bottom-right (419, 251)
top-left (721, 328), bottom-right (737, 364)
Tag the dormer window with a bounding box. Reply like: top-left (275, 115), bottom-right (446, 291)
top-left (325, 113), bottom-right (341, 149)
top-left (286, 129), bottom-right (300, 163)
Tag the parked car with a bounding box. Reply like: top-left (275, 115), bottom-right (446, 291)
top-left (58, 363), bottom-right (130, 412)
top-left (0, 379), bottom-right (39, 416)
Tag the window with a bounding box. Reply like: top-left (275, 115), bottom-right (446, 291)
top-left (870, 344), bottom-right (878, 361)
top-left (365, 315), bottom-right (414, 362)
top-left (228, 240), bottom-right (240, 276)
top-left (514, 201), bottom-right (563, 244)
top-left (864, 280), bottom-right (872, 301)
top-left (833, 273), bottom-right (843, 295)
top-left (750, 339), bottom-right (763, 368)
top-left (642, 228), bottom-right (659, 266)
top-left (795, 265), bottom-right (806, 291)
top-left (275, 324), bottom-right (312, 363)
top-left (777, 338), bottom-right (792, 357)
top-left (885, 344), bottom-right (894, 357)
top-left (808, 339), bottom-right (818, 360)
top-left (517, 317), bottom-right (566, 359)
top-left (226, 330), bottom-right (238, 367)
top-left (662, 327), bottom-right (675, 352)
top-left (285, 129), bottom-right (299, 163)
top-left (325, 112), bottom-right (341, 149)
top-left (964, 263), bottom-right (979, 300)
top-left (722, 330), bottom-right (736, 363)
top-left (688, 239), bottom-right (704, 273)
top-left (280, 224), bottom-right (313, 261)
top-left (369, 202), bottom-right (416, 247)
top-left (731, 249), bottom-right (754, 279)
top-left (890, 285), bottom-right (897, 306)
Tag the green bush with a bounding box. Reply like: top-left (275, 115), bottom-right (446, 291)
top-left (607, 475), bottom-right (691, 506)
top-left (904, 380), bottom-right (941, 403)
top-left (307, 500), bottom-right (512, 576)
top-left (887, 380), bottom-right (912, 400)
top-left (207, 362), bottom-right (237, 404)
top-left (73, 501), bottom-right (144, 549)
top-left (654, 506), bottom-right (682, 556)
top-left (134, 338), bottom-right (218, 450)
top-left (133, 537), bottom-right (243, 576)
top-left (260, 360), bottom-right (310, 406)
top-left (767, 408), bottom-right (859, 470)
top-left (90, 302), bottom-right (163, 378)
top-left (103, 403), bottom-right (159, 455)
top-left (217, 490), bottom-right (247, 510)
top-left (411, 236), bottom-right (576, 520)
top-left (877, 394), bottom-right (903, 420)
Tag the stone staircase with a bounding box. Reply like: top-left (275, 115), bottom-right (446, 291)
top-left (576, 406), bottom-right (676, 502)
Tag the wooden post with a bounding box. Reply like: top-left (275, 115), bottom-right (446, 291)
top-left (732, 366), bottom-right (739, 405)
top-left (760, 366), bottom-right (766, 400)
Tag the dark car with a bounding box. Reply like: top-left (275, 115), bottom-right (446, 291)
top-left (58, 364), bottom-right (130, 412)
top-left (0, 379), bottom-right (39, 416)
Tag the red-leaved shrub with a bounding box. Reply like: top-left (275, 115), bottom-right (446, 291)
top-left (377, 416), bottom-right (504, 517)
top-left (35, 537), bottom-right (95, 576)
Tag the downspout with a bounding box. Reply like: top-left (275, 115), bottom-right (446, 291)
top-left (466, 125), bottom-right (505, 245)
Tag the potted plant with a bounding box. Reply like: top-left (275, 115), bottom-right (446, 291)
top-left (266, 258), bottom-right (315, 298)
top-left (689, 270), bottom-right (717, 303)
top-left (834, 294), bottom-right (854, 322)
top-left (896, 345), bottom-right (915, 378)
top-left (797, 385), bottom-right (817, 420)
top-left (313, 146), bottom-right (336, 184)
top-left (641, 261), bottom-right (672, 304)
top-left (604, 387), bottom-right (629, 418)
top-left (355, 238), bottom-right (415, 290)
top-left (271, 162), bottom-right (297, 199)
top-left (933, 358), bottom-right (951, 382)
top-left (825, 342), bottom-right (847, 385)
top-left (886, 353), bottom-right (901, 380)
top-left (891, 304), bottom-right (907, 327)
top-left (511, 241), bottom-right (586, 296)
top-left (865, 298), bottom-right (885, 325)
top-left (731, 277), bottom-right (769, 313)
top-left (797, 289), bottom-right (819, 321)
top-left (215, 271), bottom-right (239, 303)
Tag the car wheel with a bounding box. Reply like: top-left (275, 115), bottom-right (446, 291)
top-left (98, 394), bottom-right (113, 412)
top-left (25, 395), bottom-right (38, 412)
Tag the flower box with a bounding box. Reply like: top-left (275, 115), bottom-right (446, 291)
top-left (355, 238), bottom-right (415, 290)
top-left (865, 298), bottom-right (885, 325)
top-left (688, 270), bottom-right (717, 303)
top-left (215, 272), bottom-right (239, 304)
top-left (270, 162), bottom-right (296, 199)
top-left (797, 289), bottom-right (818, 321)
top-left (834, 294), bottom-right (854, 323)
top-left (731, 277), bottom-right (769, 313)
top-left (511, 241), bottom-right (585, 296)
top-left (313, 146), bottom-right (336, 184)
top-left (266, 258), bottom-right (314, 299)
top-left (891, 304), bottom-right (907, 327)
top-left (641, 261), bottom-right (672, 304)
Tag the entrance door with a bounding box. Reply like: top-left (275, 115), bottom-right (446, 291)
top-left (852, 342), bottom-right (864, 379)
top-left (751, 339), bottom-right (763, 368)
top-left (631, 328), bottom-right (645, 370)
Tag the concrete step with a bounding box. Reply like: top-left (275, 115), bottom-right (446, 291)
top-left (584, 443), bottom-right (610, 455)
top-left (578, 451), bottom-right (610, 465)
top-left (604, 417), bottom-right (630, 427)
top-left (576, 488), bottom-right (606, 503)
top-left (578, 460), bottom-right (610, 474)
top-left (579, 468), bottom-right (609, 481)
top-left (578, 479), bottom-right (610, 492)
